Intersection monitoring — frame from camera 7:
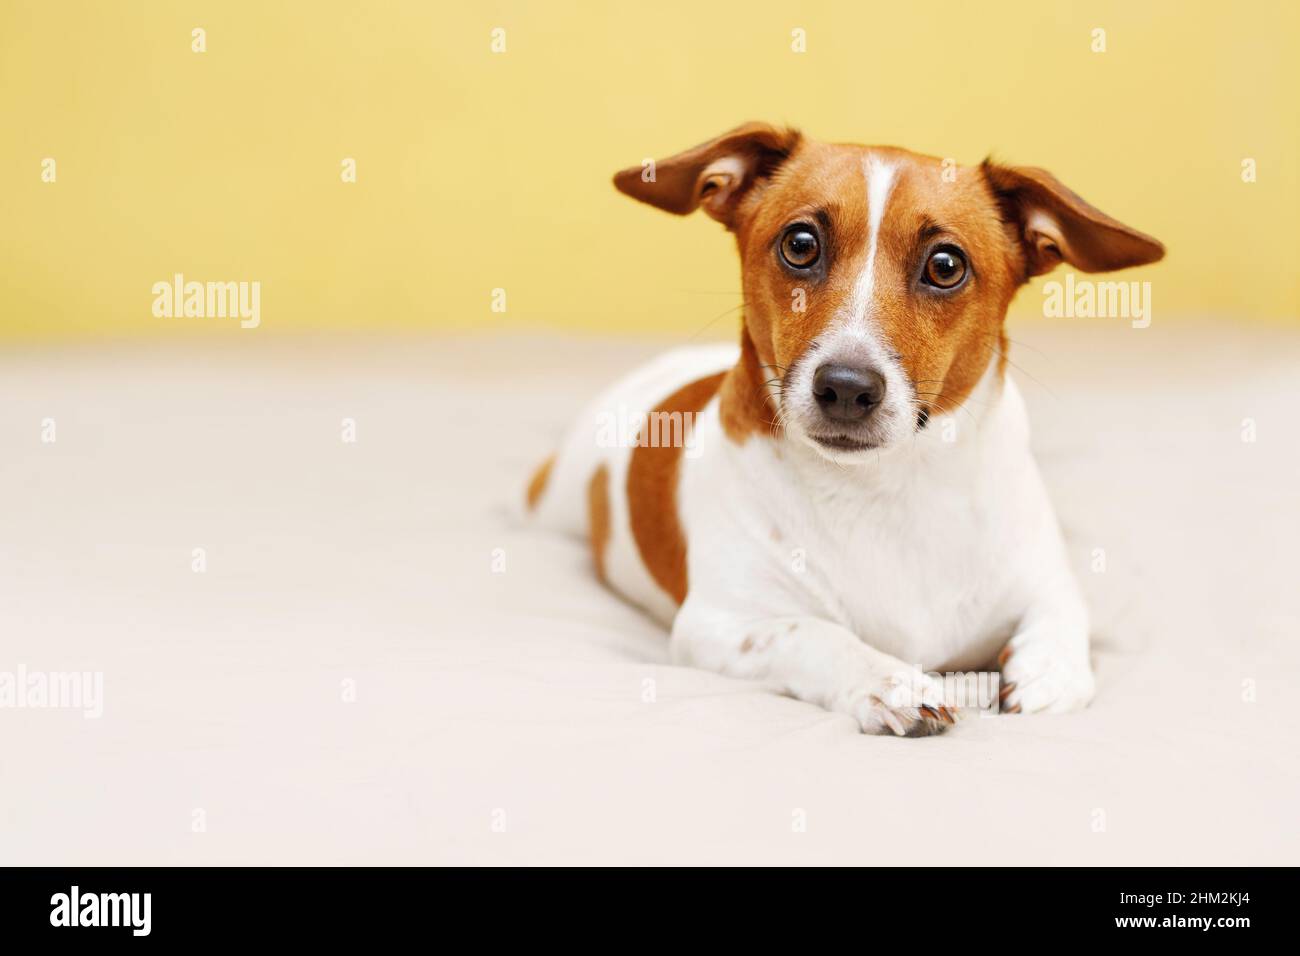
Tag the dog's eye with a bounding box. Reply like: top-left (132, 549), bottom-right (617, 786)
top-left (780, 227), bottom-right (820, 269)
top-left (923, 248), bottom-right (967, 289)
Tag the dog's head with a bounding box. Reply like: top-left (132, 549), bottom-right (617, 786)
top-left (614, 123), bottom-right (1164, 461)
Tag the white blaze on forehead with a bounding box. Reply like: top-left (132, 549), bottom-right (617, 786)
top-left (847, 155), bottom-right (899, 329)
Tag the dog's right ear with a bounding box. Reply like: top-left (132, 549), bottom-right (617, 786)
top-left (613, 123), bottom-right (801, 229)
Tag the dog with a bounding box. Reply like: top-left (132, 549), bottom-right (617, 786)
top-left (526, 123), bottom-right (1163, 736)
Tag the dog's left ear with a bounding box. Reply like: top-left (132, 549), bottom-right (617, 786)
top-left (982, 161), bottom-right (1165, 277)
top-left (613, 122), bottom-right (801, 229)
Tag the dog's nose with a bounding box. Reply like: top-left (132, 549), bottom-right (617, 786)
top-left (812, 364), bottom-right (886, 421)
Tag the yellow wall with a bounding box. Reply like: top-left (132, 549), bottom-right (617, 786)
top-left (2, 0), bottom-right (1296, 341)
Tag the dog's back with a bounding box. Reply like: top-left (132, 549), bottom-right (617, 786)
top-left (525, 343), bottom-right (738, 622)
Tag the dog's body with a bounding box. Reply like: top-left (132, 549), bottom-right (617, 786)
top-left (527, 124), bottom-right (1163, 735)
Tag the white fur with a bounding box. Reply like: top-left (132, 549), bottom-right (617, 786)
top-left (532, 344), bottom-right (1094, 735)
top-left (846, 156), bottom-right (898, 330)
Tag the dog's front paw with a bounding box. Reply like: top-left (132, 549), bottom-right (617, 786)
top-left (997, 626), bottom-right (1095, 715)
top-left (847, 666), bottom-right (957, 737)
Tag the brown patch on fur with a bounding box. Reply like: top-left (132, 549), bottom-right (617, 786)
top-left (586, 464), bottom-right (611, 581)
top-left (626, 371), bottom-right (726, 604)
top-left (525, 454), bottom-right (555, 511)
top-left (719, 328), bottom-right (779, 443)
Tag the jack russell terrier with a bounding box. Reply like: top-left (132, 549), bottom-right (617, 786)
top-left (526, 123), bottom-right (1163, 736)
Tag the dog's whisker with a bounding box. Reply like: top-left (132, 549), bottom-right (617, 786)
top-left (686, 299), bottom-right (751, 342)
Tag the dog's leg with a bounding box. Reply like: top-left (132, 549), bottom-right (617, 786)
top-left (671, 611), bottom-right (956, 735)
top-left (996, 588), bottom-right (1095, 715)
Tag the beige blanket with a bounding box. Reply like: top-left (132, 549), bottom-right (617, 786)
top-left (2, 319), bottom-right (1296, 864)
